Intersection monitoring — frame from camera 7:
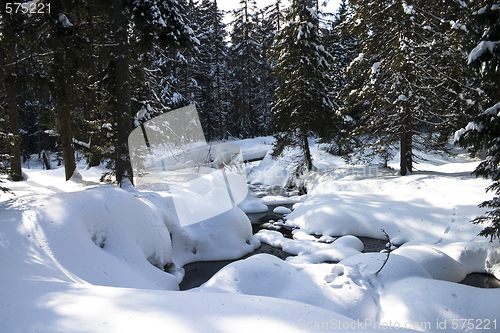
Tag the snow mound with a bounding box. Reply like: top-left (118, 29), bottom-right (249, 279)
top-left (3, 186), bottom-right (179, 290)
top-left (238, 194), bottom-right (269, 213)
top-left (393, 244), bottom-right (467, 282)
top-left (433, 241), bottom-right (500, 279)
top-left (172, 205), bottom-right (260, 266)
top-left (247, 152), bottom-right (288, 186)
top-left (273, 206), bottom-right (292, 214)
top-left (196, 254), bottom-right (379, 321)
top-left (332, 235), bottom-right (365, 252)
top-left (339, 253), bottom-right (432, 283)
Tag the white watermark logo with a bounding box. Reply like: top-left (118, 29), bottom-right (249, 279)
top-left (128, 105), bottom-right (247, 226)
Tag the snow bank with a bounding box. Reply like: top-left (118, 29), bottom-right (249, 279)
top-left (1, 186), bottom-right (179, 291)
top-left (287, 169), bottom-right (492, 245)
top-left (1, 182), bottom-right (258, 290)
top-left (261, 195), bottom-right (304, 205)
top-left (432, 241), bottom-right (500, 279)
top-left (1, 282), bottom-right (387, 333)
top-left (339, 253), bottom-right (433, 283)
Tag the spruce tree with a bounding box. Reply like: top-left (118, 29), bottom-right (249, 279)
top-left (228, 0), bottom-right (264, 138)
top-left (0, 8), bottom-right (24, 181)
top-left (269, 0), bottom-right (335, 172)
top-left (321, 0), bottom-right (359, 156)
top-left (343, 0), bottom-right (476, 175)
top-left (190, 0), bottom-right (229, 141)
top-left (456, 0), bottom-right (500, 241)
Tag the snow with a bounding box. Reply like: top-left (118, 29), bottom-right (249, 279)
top-left (273, 206), bottom-right (292, 214)
top-left (380, 277), bottom-right (499, 332)
top-left (393, 245), bottom-right (468, 282)
top-left (2, 139), bottom-right (500, 333)
top-left (402, 2), bottom-right (416, 15)
top-left (450, 20), bottom-right (467, 32)
top-left (483, 101), bottom-right (500, 116)
top-left (286, 155), bottom-right (493, 247)
top-left (261, 195), bottom-right (304, 205)
top-left (229, 136), bottom-right (274, 161)
top-left (246, 151), bottom-right (288, 187)
top-left (57, 13), bottom-right (73, 28)
top-left (195, 254), bottom-right (381, 322)
top-left (468, 40), bottom-right (500, 64)
top-left (238, 193), bottom-right (269, 213)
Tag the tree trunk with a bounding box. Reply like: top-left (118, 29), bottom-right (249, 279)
top-left (7, 74), bottom-right (23, 181)
top-left (53, 50), bottom-right (76, 181)
top-left (400, 108), bottom-right (412, 176)
top-left (113, 0), bottom-right (134, 186)
top-left (48, 1), bottom-right (77, 181)
top-left (303, 133), bottom-right (313, 172)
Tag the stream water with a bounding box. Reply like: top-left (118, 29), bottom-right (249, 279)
top-left (179, 185), bottom-right (500, 291)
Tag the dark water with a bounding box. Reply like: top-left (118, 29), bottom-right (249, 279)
top-left (180, 259), bottom-right (235, 290)
top-left (460, 273), bottom-right (500, 289)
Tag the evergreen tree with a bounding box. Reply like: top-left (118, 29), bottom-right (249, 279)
top-left (321, 0), bottom-right (359, 156)
top-left (0, 7), bottom-right (25, 181)
top-left (269, 0), bottom-right (335, 172)
top-left (343, 0), bottom-right (476, 175)
top-left (191, 0), bottom-right (229, 141)
top-left (111, 0), bottom-right (195, 186)
top-left (228, 0), bottom-right (265, 138)
top-left (456, 0), bottom-right (500, 241)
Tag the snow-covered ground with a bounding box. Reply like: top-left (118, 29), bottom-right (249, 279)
top-left (1, 139), bottom-right (499, 332)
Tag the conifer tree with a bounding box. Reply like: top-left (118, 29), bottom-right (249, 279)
top-left (343, 0), bottom-right (476, 175)
top-left (113, 0), bottom-right (195, 186)
top-left (269, 0), bottom-right (335, 172)
top-left (0, 7), bottom-right (24, 181)
top-left (321, 0), bottom-right (359, 156)
top-left (228, 0), bottom-right (264, 138)
top-left (191, 0), bottom-right (229, 141)
top-left (456, 0), bottom-right (500, 241)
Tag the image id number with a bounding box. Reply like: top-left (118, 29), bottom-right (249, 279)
top-left (451, 319), bottom-right (497, 330)
top-left (5, 2), bottom-right (51, 14)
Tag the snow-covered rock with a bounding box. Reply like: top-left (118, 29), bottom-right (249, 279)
top-left (273, 206), bottom-right (292, 214)
top-left (393, 244), bottom-right (467, 282)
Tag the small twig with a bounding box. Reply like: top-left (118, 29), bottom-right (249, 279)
top-left (375, 229), bottom-right (391, 275)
